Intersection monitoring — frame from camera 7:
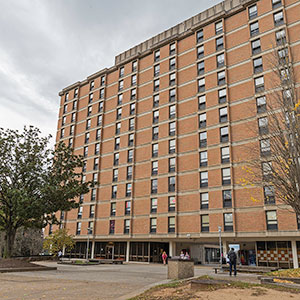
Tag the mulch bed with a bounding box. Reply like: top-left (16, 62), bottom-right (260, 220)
top-left (0, 258), bottom-right (43, 269)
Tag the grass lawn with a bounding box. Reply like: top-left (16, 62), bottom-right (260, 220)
top-left (266, 268), bottom-right (300, 278)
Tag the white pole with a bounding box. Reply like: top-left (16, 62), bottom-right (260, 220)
top-left (126, 241), bottom-right (130, 262)
top-left (291, 240), bottom-right (299, 269)
top-left (86, 228), bottom-right (90, 261)
top-left (218, 226), bottom-right (222, 270)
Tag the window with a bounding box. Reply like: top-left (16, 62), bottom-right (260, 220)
top-left (72, 100), bottom-right (77, 110)
top-left (219, 107), bottom-right (228, 123)
top-left (129, 118), bottom-right (135, 131)
top-left (99, 88), bottom-right (104, 99)
top-left (150, 218), bottom-right (157, 233)
top-left (278, 48), bottom-right (288, 61)
top-left (200, 171), bottom-right (208, 187)
top-left (220, 126), bottom-right (229, 142)
top-left (170, 42), bottom-right (176, 55)
top-left (274, 11), bottom-right (284, 26)
top-left (114, 153), bottom-right (119, 166)
top-left (94, 158), bottom-right (99, 170)
top-left (154, 64), bottom-right (160, 77)
top-left (130, 103), bottom-right (135, 115)
top-left (264, 186), bottom-right (275, 204)
top-left (128, 149), bottom-right (133, 163)
top-left (132, 60), bottom-right (137, 72)
top-left (89, 205), bottom-right (95, 218)
top-left (131, 74), bottom-right (137, 86)
top-left (71, 112), bottom-right (76, 122)
top-left (126, 183), bottom-right (132, 197)
top-left (83, 146), bottom-right (88, 157)
top-left (169, 88), bottom-right (176, 102)
top-left (86, 119), bottom-right (91, 130)
top-left (112, 186), bottom-right (117, 199)
top-left (169, 122), bottom-right (176, 136)
top-left (62, 116), bottom-right (66, 126)
top-left (217, 70), bottom-right (226, 85)
top-left (96, 129), bottom-right (101, 140)
top-left (169, 57), bottom-right (176, 70)
top-left (199, 131), bottom-right (207, 148)
top-left (200, 192), bottom-right (209, 209)
top-left (154, 50), bottom-right (160, 62)
top-left (85, 132), bottom-right (90, 144)
top-left (91, 189), bottom-right (96, 201)
top-left (216, 36), bottom-right (224, 51)
top-left (250, 21), bottom-right (259, 37)
top-left (200, 151), bottom-right (208, 167)
top-left (253, 57), bottom-right (263, 73)
top-left (272, 0), bottom-right (281, 9)
top-left (154, 79), bottom-right (160, 91)
top-left (169, 139), bottom-right (176, 154)
top-left (219, 88), bottom-right (227, 104)
top-left (97, 115), bottom-right (102, 126)
top-left (82, 161), bottom-right (87, 173)
top-left (118, 80), bottom-right (124, 91)
top-left (217, 53), bottom-right (225, 68)
top-left (168, 217), bottom-right (175, 233)
top-left (124, 220), bottom-right (130, 234)
top-left (224, 213), bottom-right (233, 231)
top-left (116, 122), bottom-right (121, 134)
top-left (276, 29), bottom-right (286, 45)
top-left (117, 94), bottom-right (123, 105)
top-left (199, 113), bottom-right (206, 128)
top-left (258, 117), bottom-right (268, 134)
top-left (153, 110), bottom-right (159, 124)
top-left (169, 157), bottom-right (176, 172)
top-left (116, 108), bottom-right (122, 120)
top-left (222, 168), bottom-right (231, 185)
top-left (128, 133), bottom-right (134, 147)
top-left (152, 126), bottom-right (159, 140)
top-left (153, 94), bottom-right (159, 107)
top-left (119, 66), bottom-right (124, 78)
top-left (196, 29), bottom-right (203, 43)
top-left (70, 125), bottom-right (75, 135)
top-left (201, 215), bottom-right (209, 232)
top-left (198, 78), bottom-right (205, 93)
top-left (77, 206), bottom-right (83, 219)
top-left (251, 39), bottom-right (261, 54)
top-left (98, 102), bottom-right (103, 112)
top-left (109, 220), bottom-right (115, 234)
top-left (249, 4), bottom-right (257, 19)
top-left (169, 176), bottom-right (175, 192)
top-left (152, 143), bottom-right (158, 157)
top-left (127, 166), bottom-right (133, 180)
top-left (79, 194), bottom-right (84, 203)
top-left (152, 161), bottom-right (158, 175)
top-left (113, 169), bottom-right (118, 182)
top-left (76, 222), bottom-right (81, 235)
top-left (100, 76), bottom-right (105, 86)
top-left (92, 173), bottom-right (98, 183)
top-left (68, 138), bottom-right (73, 147)
top-left (198, 95), bottom-right (206, 110)
top-left (221, 146), bottom-right (230, 163)
top-left (215, 21), bottom-right (223, 35)
top-left (169, 73), bottom-right (176, 86)
top-left (169, 196), bottom-right (176, 212)
top-left (125, 201), bottom-right (131, 215)
top-left (266, 210), bottom-right (278, 230)
top-left (151, 179), bottom-right (158, 194)
top-left (74, 88), bottom-right (79, 98)
top-left (90, 80), bottom-right (94, 91)
top-left (131, 88), bottom-right (136, 100)
top-left (262, 161), bottom-right (272, 180)
top-left (197, 61), bottom-right (205, 75)
top-left (260, 139), bottom-right (271, 156)
top-left (223, 190), bottom-right (232, 207)
top-left (151, 198), bottom-right (157, 213)
top-left (169, 105), bottom-right (176, 119)
top-left (197, 45), bottom-right (204, 59)
top-left (255, 76), bottom-right (264, 92)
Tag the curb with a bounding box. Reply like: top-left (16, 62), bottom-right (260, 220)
top-left (0, 266), bottom-right (57, 273)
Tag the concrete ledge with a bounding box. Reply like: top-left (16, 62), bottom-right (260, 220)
top-left (168, 259), bottom-right (194, 279)
top-left (0, 266), bottom-right (57, 273)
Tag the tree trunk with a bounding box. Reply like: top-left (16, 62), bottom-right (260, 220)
top-left (4, 229), bottom-right (16, 258)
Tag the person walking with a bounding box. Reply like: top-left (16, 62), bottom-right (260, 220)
top-left (227, 248), bottom-right (237, 276)
top-left (162, 251), bottom-right (168, 265)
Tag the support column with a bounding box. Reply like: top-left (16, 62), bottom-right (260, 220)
top-left (126, 241), bottom-right (130, 262)
top-left (62, 244), bottom-right (66, 256)
top-left (291, 240), bottom-right (299, 269)
top-left (223, 241), bottom-right (228, 258)
top-left (91, 241), bottom-right (95, 259)
top-left (169, 241), bottom-right (175, 257)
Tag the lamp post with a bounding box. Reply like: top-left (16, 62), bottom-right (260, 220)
top-left (218, 226), bottom-right (222, 271)
top-left (86, 227), bottom-right (91, 261)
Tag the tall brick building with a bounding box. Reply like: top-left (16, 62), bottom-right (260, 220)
top-left (54, 0), bottom-right (300, 267)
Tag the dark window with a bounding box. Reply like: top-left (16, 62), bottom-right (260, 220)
top-left (154, 79), bottom-right (160, 92)
top-left (272, 0), bottom-right (282, 9)
top-left (219, 88), bottom-right (227, 104)
top-left (128, 149), bottom-right (133, 163)
top-left (114, 153), bottom-right (119, 166)
top-left (199, 113), bottom-right (206, 128)
top-left (154, 50), bottom-right (160, 62)
top-left (169, 157), bottom-right (176, 172)
top-left (274, 11), bottom-right (284, 26)
top-left (129, 118), bottom-right (135, 131)
top-left (118, 94), bottom-right (123, 105)
top-left (153, 94), bottom-right (159, 107)
top-left (116, 122), bottom-right (121, 134)
top-left (72, 100), bottom-right (77, 110)
top-left (150, 218), bottom-right (157, 233)
top-left (168, 217), bottom-right (175, 233)
top-left (250, 21), bottom-right (259, 37)
top-left (98, 102), bottom-right (103, 112)
top-left (116, 108), bottom-right (122, 120)
top-left (201, 215), bottom-right (209, 232)
top-left (169, 73), bottom-right (176, 86)
top-left (169, 89), bottom-right (176, 102)
top-left (151, 179), bottom-right (158, 194)
top-left (197, 45), bottom-right (204, 59)
top-left (97, 115), bottom-right (102, 126)
top-left (253, 57), bottom-right (263, 73)
top-left (168, 176), bottom-right (176, 192)
top-left (128, 133), bottom-right (134, 147)
top-left (249, 4), bottom-right (257, 19)
top-left (130, 103), bottom-right (135, 115)
top-left (152, 143), bottom-right (158, 157)
top-left (169, 105), bottom-right (176, 119)
top-left (260, 139), bottom-right (271, 156)
top-left (76, 222), bottom-right (81, 235)
top-left (224, 213), bottom-right (233, 231)
top-left (198, 95), bottom-right (206, 110)
top-left (200, 192), bottom-right (209, 209)
top-left (127, 166), bottom-right (133, 180)
top-left (125, 201), bottom-right (131, 215)
top-left (131, 88), bottom-right (136, 100)
top-left (112, 186), bottom-right (117, 199)
top-left (96, 129), bottom-right (101, 140)
top-left (168, 196), bottom-right (176, 212)
top-left (258, 117), bottom-right (268, 134)
top-left (200, 171), bottom-right (208, 187)
top-left (264, 186), bottom-right (275, 204)
top-left (132, 61), bottom-right (137, 72)
top-left (153, 110), bottom-right (159, 124)
top-left (221, 146), bottom-right (230, 163)
top-left (217, 53), bottom-right (225, 68)
top-left (152, 161), bottom-right (158, 175)
top-left (154, 64), bottom-right (160, 77)
top-left (169, 57), bottom-right (176, 70)
top-left (276, 29), bottom-right (286, 45)
top-left (215, 21), bottom-right (223, 35)
top-left (222, 168), bottom-right (231, 185)
top-left (169, 122), bottom-right (176, 136)
top-left (118, 80), bottom-right (124, 91)
top-left (252, 39), bottom-right (261, 55)
top-left (83, 146), bottom-right (88, 157)
top-left (220, 126), bottom-right (229, 143)
top-left (152, 126), bottom-right (159, 140)
top-left (89, 205), bottom-right (95, 218)
top-left (219, 107), bottom-right (228, 123)
top-left (124, 220), bottom-right (130, 234)
top-left (266, 210), bottom-right (278, 230)
top-left (113, 169), bottom-right (118, 182)
top-left (169, 139), bottom-right (176, 154)
top-left (218, 70), bottom-right (226, 85)
top-left (151, 198), bottom-right (157, 213)
top-left (109, 220), bottom-right (115, 234)
top-left (199, 131), bottom-right (207, 148)
top-left (119, 66), bottom-right (124, 78)
top-left (90, 80), bottom-right (94, 91)
top-left (74, 88), bottom-right (79, 98)
top-left (200, 151), bottom-right (208, 167)
top-left (131, 74), bottom-right (137, 86)
top-left (197, 61), bottom-right (205, 75)
top-left (216, 36), bottom-right (224, 51)
top-left (100, 76), bottom-right (105, 86)
top-left (126, 183), bottom-right (132, 197)
top-left (196, 29), bottom-right (204, 43)
top-left (198, 78), bottom-right (205, 92)
top-left (99, 88), bottom-right (104, 99)
top-left (85, 132), bottom-right (90, 144)
top-left (223, 190), bottom-right (232, 208)
top-left (93, 158), bottom-right (99, 170)
top-left (170, 42), bottom-right (176, 55)
top-left (77, 207), bottom-right (83, 219)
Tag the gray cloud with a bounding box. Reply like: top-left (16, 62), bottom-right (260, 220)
top-left (0, 0), bottom-right (221, 141)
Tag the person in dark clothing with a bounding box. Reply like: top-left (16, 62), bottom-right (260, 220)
top-left (227, 248), bottom-right (237, 276)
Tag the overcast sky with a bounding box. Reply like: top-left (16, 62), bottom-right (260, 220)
top-left (0, 0), bottom-right (221, 143)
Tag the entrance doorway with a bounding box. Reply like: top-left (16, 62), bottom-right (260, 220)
top-left (105, 245), bottom-right (114, 259)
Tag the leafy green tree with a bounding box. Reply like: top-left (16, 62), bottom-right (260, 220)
top-left (0, 126), bottom-right (93, 258)
top-left (43, 228), bottom-right (75, 256)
